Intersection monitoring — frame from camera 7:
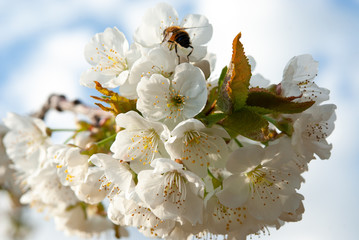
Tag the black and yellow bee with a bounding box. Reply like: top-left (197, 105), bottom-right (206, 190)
top-left (162, 26), bottom-right (194, 62)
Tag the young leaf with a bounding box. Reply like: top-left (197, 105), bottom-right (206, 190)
top-left (217, 66), bottom-right (228, 91)
top-left (217, 71), bottom-right (233, 114)
top-left (202, 112), bottom-right (227, 127)
top-left (228, 33), bottom-right (252, 110)
top-left (217, 33), bottom-right (252, 113)
top-left (197, 86), bottom-right (219, 119)
top-left (221, 107), bottom-right (268, 141)
top-left (246, 89), bottom-right (315, 114)
top-left (91, 81), bottom-right (137, 116)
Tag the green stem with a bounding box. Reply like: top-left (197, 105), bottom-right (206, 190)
top-left (63, 134), bottom-right (76, 144)
top-left (234, 138), bottom-right (243, 147)
top-left (96, 133), bottom-right (117, 146)
top-left (207, 168), bottom-right (222, 190)
top-left (50, 128), bottom-right (78, 132)
top-left (262, 115), bottom-right (277, 126)
top-left (207, 168), bottom-right (217, 180)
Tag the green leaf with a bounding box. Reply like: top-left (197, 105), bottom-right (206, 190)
top-left (203, 112), bottom-right (227, 127)
top-left (217, 71), bottom-right (233, 114)
top-left (197, 87), bottom-right (219, 119)
top-left (246, 89), bottom-right (315, 114)
top-left (221, 107), bottom-right (268, 140)
top-left (262, 115), bottom-right (294, 136)
top-left (218, 66), bottom-right (228, 91)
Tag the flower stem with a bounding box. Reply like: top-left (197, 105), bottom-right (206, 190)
top-left (234, 138), bottom-right (243, 147)
top-left (96, 133), bottom-right (117, 146)
top-left (262, 115), bottom-right (277, 126)
top-left (50, 128), bottom-right (78, 132)
top-left (207, 168), bottom-right (222, 190)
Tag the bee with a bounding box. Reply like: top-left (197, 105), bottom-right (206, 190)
top-left (162, 26), bottom-right (194, 63)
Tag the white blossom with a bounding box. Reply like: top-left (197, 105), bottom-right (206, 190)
top-left (165, 119), bottom-right (229, 178)
top-left (108, 194), bottom-right (176, 238)
top-left (81, 27), bottom-right (141, 98)
top-left (268, 136), bottom-right (311, 173)
top-left (54, 203), bottom-right (112, 238)
top-left (128, 47), bottom-right (177, 96)
top-left (281, 54), bottom-right (330, 104)
top-left (71, 166), bottom-right (108, 205)
top-left (3, 113), bottom-right (51, 177)
top-left (89, 153), bottom-right (135, 199)
top-left (110, 111), bottom-right (170, 173)
top-left (134, 2), bottom-right (213, 62)
top-left (248, 56), bottom-right (270, 88)
top-left (291, 104), bottom-right (336, 160)
top-left (250, 74), bottom-right (270, 88)
top-left (73, 131), bottom-right (94, 149)
top-left (278, 193), bottom-right (305, 223)
top-left (0, 125), bottom-right (11, 185)
top-left (217, 145), bottom-right (304, 222)
top-left (205, 193), bottom-right (263, 238)
top-left (137, 63), bottom-right (207, 128)
top-left (48, 144), bottom-right (89, 187)
top-left (135, 158), bottom-right (204, 225)
top-left (20, 162), bottom-right (78, 212)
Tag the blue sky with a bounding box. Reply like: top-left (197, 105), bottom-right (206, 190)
top-left (1, 0), bottom-right (359, 239)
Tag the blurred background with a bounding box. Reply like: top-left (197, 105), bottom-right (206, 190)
top-left (0, 0), bottom-right (358, 239)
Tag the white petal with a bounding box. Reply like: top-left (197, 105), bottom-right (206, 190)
top-left (80, 68), bottom-right (118, 89)
top-left (188, 45), bottom-right (207, 62)
top-left (282, 54), bottom-right (318, 84)
top-left (90, 153), bottom-right (134, 193)
top-left (134, 3), bottom-right (179, 47)
top-left (72, 167), bottom-right (107, 204)
top-left (136, 74), bottom-right (171, 120)
top-left (181, 14), bottom-right (213, 45)
top-left (150, 158), bottom-right (183, 174)
top-left (136, 170), bottom-right (165, 209)
top-left (216, 174), bottom-right (250, 208)
top-left (250, 74), bottom-right (270, 88)
top-left (226, 145), bottom-right (264, 174)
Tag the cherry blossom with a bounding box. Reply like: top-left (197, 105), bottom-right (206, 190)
top-left (135, 158), bottom-right (204, 225)
top-left (81, 27), bottom-right (141, 98)
top-left (134, 2), bottom-right (213, 62)
top-left (110, 111), bottom-right (170, 173)
top-left (137, 63), bottom-right (207, 128)
top-left (165, 118), bottom-right (229, 177)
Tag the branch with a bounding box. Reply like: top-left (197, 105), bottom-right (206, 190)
top-left (32, 94), bottom-right (113, 124)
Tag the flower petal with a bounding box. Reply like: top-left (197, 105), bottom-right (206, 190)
top-left (216, 174), bottom-right (250, 208)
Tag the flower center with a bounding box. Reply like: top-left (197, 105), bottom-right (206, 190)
top-left (152, 65), bottom-right (173, 78)
top-left (127, 128), bottom-right (159, 165)
top-left (183, 130), bottom-right (201, 146)
top-left (165, 88), bottom-right (188, 120)
top-left (93, 48), bottom-right (128, 75)
top-left (245, 164), bottom-right (273, 187)
top-left (305, 122), bottom-right (329, 141)
top-left (162, 171), bottom-right (187, 205)
top-left (212, 200), bottom-right (248, 231)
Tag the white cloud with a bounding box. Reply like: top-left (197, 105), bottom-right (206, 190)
top-left (2, 29), bottom-right (91, 117)
top-left (0, 0), bottom-right (198, 51)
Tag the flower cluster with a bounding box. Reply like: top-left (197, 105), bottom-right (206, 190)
top-left (0, 3), bottom-right (336, 240)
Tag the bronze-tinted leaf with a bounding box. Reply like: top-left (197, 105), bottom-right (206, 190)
top-left (246, 89), bottom-right (315, 114)
top-left (228, 33), bottom-right (252, 110)
top-left (91, 81), bottom-right (137, 116)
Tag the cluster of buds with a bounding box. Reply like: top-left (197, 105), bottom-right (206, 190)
top-left (0, 3), bottom-right (336, 240)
